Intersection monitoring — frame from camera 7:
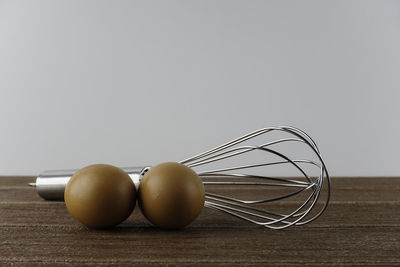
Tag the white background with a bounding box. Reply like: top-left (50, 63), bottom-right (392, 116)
top-left (0, 0), bottom-right (399, 176)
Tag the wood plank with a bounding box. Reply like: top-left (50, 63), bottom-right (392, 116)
top-left (0, 177), bottom-right (399, 266)
top-left (1, 201), bottom-right (399, 228)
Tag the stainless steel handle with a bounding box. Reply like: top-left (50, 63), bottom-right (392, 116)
top-left (30, 166), bottom-right (150, 201)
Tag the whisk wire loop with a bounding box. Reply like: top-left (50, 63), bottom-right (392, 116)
top-left (180, 126), bottom-right (330, 229)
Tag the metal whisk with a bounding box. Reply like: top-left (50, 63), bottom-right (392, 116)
top-left (180, 126), bottom-right (330, 229)
top-left (29, 126), bottom-right (330, 229)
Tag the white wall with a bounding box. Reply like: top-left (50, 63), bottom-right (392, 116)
top-left (0, 0), bottom-right (399, 176)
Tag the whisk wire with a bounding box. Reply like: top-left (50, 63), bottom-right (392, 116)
top-left (180, 126), bottom-right (330, 229)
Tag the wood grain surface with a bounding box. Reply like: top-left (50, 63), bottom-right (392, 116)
top-left (0, 177), bottom-right (399, 266)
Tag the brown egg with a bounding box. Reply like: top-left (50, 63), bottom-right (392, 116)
top-left (138, 162), bottom-right (205, 229)
top-left (65, 164), bottom-right (136, 229)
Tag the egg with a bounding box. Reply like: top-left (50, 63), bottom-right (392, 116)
top-left (64, 164), bottom-right (136, 229)
top-left (138, 162), bottom-right (205, 229)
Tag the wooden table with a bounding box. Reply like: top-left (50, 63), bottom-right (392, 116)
top-left (0, 177), bottom-right (399, 266)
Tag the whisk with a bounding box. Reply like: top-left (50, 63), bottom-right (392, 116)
top-left (29, 126), bottom-right (330, 229)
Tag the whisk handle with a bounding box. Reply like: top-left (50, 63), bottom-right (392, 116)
top-left (29, 167), bottom-right (149, 201)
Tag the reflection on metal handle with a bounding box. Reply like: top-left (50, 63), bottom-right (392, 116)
top-left (30, 167), bottom-right (150, 201)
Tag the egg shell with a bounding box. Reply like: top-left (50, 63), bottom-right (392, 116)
top-left (65, 164), bottom-right (136, 229)
top-left (138, 162), bottom-right (205, 229)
